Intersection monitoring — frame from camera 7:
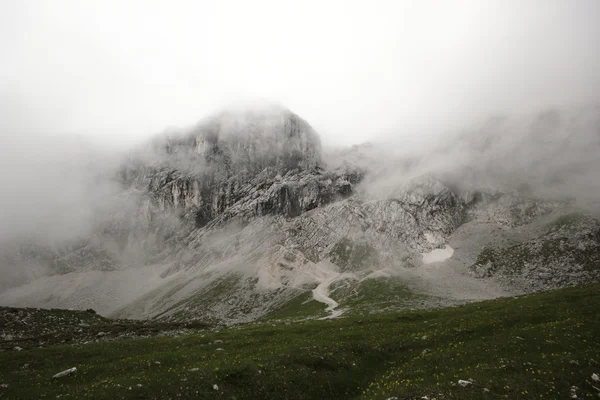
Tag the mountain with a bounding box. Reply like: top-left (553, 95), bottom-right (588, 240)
top-left (1, 104), bottom-right (599, 324)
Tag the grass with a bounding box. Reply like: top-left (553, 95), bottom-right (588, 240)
top-left (332, 277), bottom-right (431, 315)
top-left (263, 291), bottom-right (328, 321)
top-left (1, 283), bottom-right (600, 399)
top-left (0, 306), bottom-right (210, 351)
top-left (154, 273), bottom-right (243, 321)
top-left (263, 276), bottom-right (431, 322)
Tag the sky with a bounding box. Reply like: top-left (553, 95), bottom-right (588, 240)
top-left (1, 0), bottom-right (600, 147)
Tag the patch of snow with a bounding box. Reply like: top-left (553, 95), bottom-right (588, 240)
top-left (421, 245), bottom-right (454, 264)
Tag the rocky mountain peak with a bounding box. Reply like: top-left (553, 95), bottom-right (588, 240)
top-left (119, 106), bottom-right (349, 230)
top-left (160, 105), bottom-right (323, 175)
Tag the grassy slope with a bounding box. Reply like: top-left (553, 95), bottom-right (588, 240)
top-left (1, 284), bottom-right (599, 399)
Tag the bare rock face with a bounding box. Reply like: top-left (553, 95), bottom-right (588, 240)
top-left (120, 107), bottom-right (341, 229)
top-left (469, 213), bottom-right (600, 292)
top-left (284, 175), bottom-right (466, 269)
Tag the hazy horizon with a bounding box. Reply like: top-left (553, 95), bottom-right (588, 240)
top-left (2, 0), bottom-right (600, 148)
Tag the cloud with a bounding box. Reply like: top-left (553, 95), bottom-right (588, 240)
top-left (1, 0), bottom-right (599, 146)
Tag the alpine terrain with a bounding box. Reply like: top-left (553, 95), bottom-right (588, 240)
top-left (1, 104), bottom-right (599, 324)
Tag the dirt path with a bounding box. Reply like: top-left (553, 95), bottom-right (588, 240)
top-left (310, 261), bottom-right (355, 319)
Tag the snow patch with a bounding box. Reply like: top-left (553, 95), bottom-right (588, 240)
top-left (421, 245), bottom-right (454, 264)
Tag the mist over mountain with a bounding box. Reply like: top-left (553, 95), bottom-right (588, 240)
top-left (1, 102), bottom-right (599, 323)
top-left (3, 3), bottom-right (600, 398)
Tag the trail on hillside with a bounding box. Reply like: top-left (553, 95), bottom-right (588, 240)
top-left (310, 262), bottom-right (354, 319)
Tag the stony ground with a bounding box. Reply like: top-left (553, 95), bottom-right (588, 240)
top-left (0, 307), bottom-right (211, 352)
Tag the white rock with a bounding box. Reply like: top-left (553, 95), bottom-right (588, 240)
top-left (571, 385), bottom-right (578, 399)
top-left (13, 346), bottom-right (23, 351)
top-left (213, 384), bottom-right (219, 391)
top-left (593, 373), bottom-right (600, 382)
top-left (189, 368), bottom-right (199, 372)
top-left (458, 380), bottom-right (472, 387)
top-left (52, 367), bottom-right (77, 379)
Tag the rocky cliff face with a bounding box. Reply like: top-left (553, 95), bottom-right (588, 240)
top-left (1, 105), bottom-right (599, 324)
top-left (120, 107), bottom-right (329, 227)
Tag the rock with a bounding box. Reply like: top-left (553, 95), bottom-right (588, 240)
top-left (13, 346), bottom-right (22, 351)
top-left (593, 373), bottom-right (600, 382)
top-left (571, 386), bottom-right (578, 399)
top-left (52, 367), bottom-right (77, 379)
top-left (189, 368), bottom-right (199, 372)
top-left (458, 380), bottom-right (472, 387)
top-left (213, 384), bottom-right (219, 391)
top-left (0, 384), bottom-right (8, 389)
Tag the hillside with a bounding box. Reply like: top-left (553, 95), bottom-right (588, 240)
top-left (1, 105), bottom-right (600, 324)
top-left (1, 283), bottom-right (599, 399)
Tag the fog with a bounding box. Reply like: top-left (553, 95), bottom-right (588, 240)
top-left (1, 1), bottom-right (600, 288)
top-left (2, 0), bottom-right (600, 146)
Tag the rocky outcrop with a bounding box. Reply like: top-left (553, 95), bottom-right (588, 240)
top-left (469, 213), bottom-right (600, 291)
top-left (120, 107), bottom-right (349, 230)
top-left (284, 175), bottom-right (466, 267)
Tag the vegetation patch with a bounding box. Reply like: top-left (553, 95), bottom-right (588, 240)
top-left (263, 291), bottom-right (328, 321)
top-left (332, 277), bottom-right (430, 315)
top-left (1, 284), bottom-right (599, 399)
